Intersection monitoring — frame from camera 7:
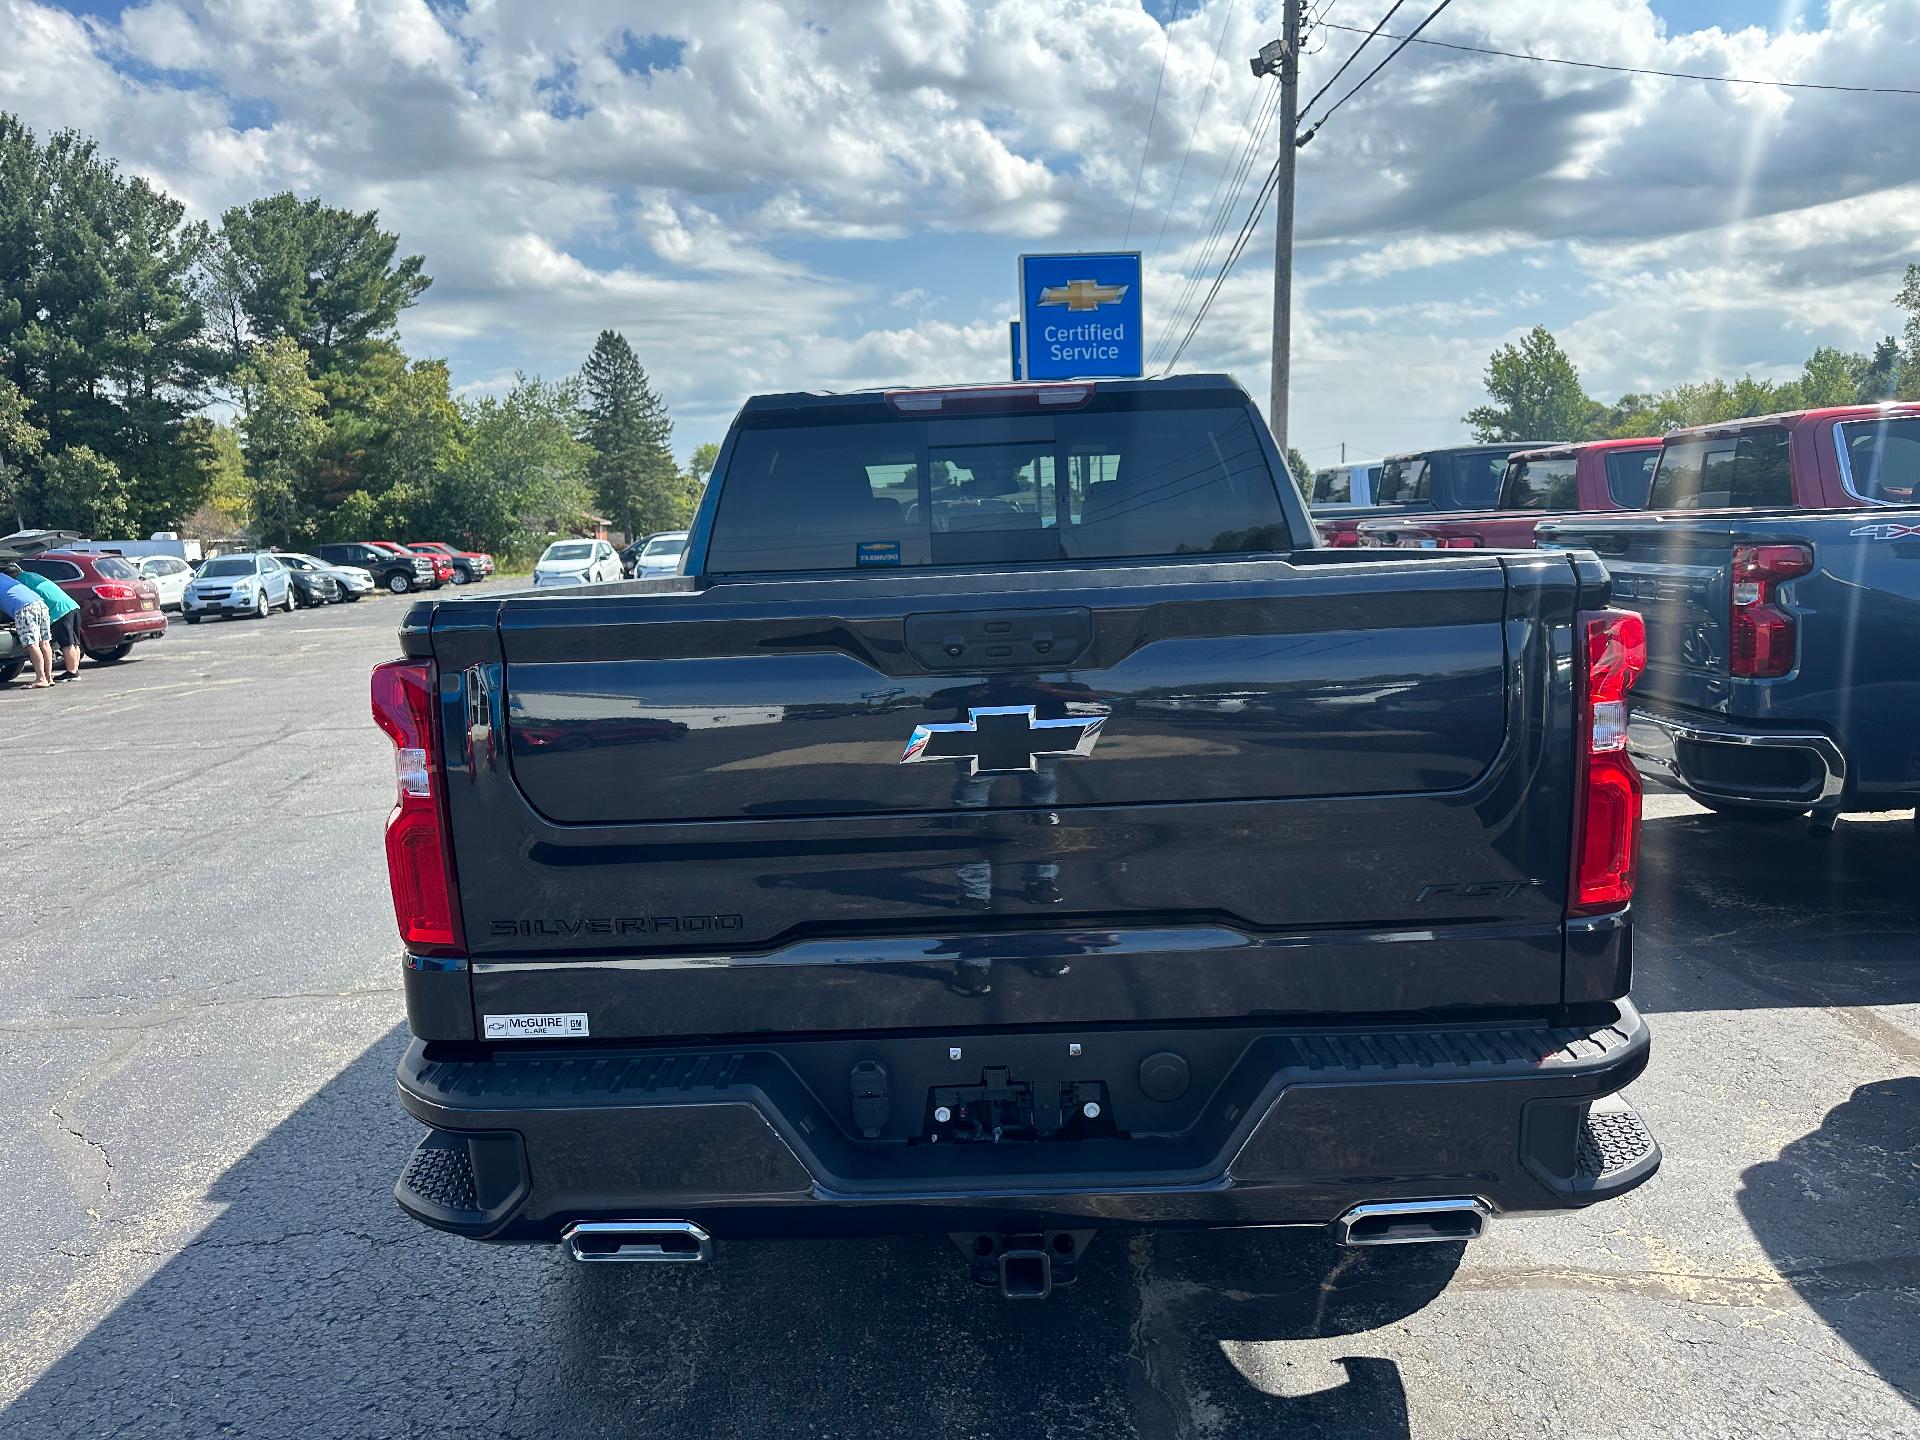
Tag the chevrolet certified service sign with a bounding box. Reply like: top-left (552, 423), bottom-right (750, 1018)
top-left (1019, 252), bottom-right (1144, 381)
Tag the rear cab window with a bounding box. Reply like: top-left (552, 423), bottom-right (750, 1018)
top-left (1311, 468), bottom-right (1349, 504)
top-left (1836, 415), bottom-right (1920, 503)
top-left (1451, 452), bottom-right (1510, 508)
top-left (1648, 427), bottom-right (1792, 510)
top-left (1500, 456), bottom-right (1578, 510)
top-left (705, 397), bottom-right (1294, 574)
top-left (1603, 449), bottom-right (1659, 507)
top-left (1374, 457), bottom-right (1427, 506)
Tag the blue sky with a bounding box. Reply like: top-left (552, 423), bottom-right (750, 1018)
top-left (3, 0), bottom-right (1916, 468)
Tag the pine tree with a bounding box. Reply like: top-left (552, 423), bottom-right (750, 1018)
top-left (578, 330), bottom-right (684, 542)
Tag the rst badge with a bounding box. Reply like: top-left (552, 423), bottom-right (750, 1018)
top-left (901, 705), bottom-right (1106, 775)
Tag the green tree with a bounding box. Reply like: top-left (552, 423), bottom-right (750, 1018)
top-left (579, 330), bottom-right (687, 541)
top-left (1796, 347), bottom-right (1860, 409)
top-left (38, 445), bottom-right (129, 534)
top-left (235, 337), bottom-right (327, 543)
top-left (1897, 263), bottom-right (1920, 385)
top-left (360, 357), bottom-right (465, 537)
top-left (1858, 337), bottom-right (1902, 402)
top-left (212, 193), bottom-right (430, 377)
top-left (1463, 326), bottom-right (1601, 442)
top-left (0, 374), bottom-right (47, 530)
top-left (688, 440), bottom-right (720, 487)
top-left (1284, 445), bottom-right (1311, 501)
top-left (453, 375), bottom-right (595, 555)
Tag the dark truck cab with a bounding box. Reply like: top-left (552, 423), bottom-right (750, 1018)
top-left (1358, 437), bottom-right (1659, 551)
top-left (1313, 442), bottom-right (1553, 547)
top-left (377, 376), bottom-right (1657, 1295)
top-left (1541, 403), bottom-right (1920, 825)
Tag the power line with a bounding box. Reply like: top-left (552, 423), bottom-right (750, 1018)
top-left (1298, 0), bottom-right (1456, 146)
top-left (1316, 20), bottom-right (1920, 95)
top-left (1299, 0), bottom-right (1408, 122)
top-left (1148, 78), bottom-right (1281, 368)
top-left (1149, 0), bottom-right (1241, 268)
top-left (1160, 144), bottom-right (1285, 373)
top-left (1123, 6), bottom-right (1179, 247)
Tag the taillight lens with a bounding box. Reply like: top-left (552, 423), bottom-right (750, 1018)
top-left (94, 582), bottom-right (140, 600)
top-left (1729, 543), bottom-right (1811, 679)
top-left (1571, 608), bottom-right (1646, 915)
top-left (371, 659), bottom-right (464, 956)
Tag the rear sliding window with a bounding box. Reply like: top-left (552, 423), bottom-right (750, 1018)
top-left (1311, 468), bottom-right (1349, 504)
top-left (1836, 416), bottom-right (1920, 503)
top-left (1501, 456), bottom-right (1578, 510)
top-left (1604, 449), bottom-right (1659, 507)
top-left (1375, 458), bottom-right (1426, 505)
top-left (1452, 453), bottom-right (1510, 507)
top-left (1648, 427), bottom-right (1792, 510)
top-left (706, 403), bottom-right (1291, 573)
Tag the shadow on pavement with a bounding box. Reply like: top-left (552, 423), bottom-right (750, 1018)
top-left (1738, 1077), bottom-right (1920, 1414)
top-left (1631, 809), bottom-right (1920, 1015)
top-left (4, 1025), bottom-right (1456, 1440)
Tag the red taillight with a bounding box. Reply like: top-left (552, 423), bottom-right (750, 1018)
top-left (1571, 608), bottom-right (1646, 916)
top-left (1729, 543), bottom-right (1811, 679)
top-left (94, 581), bottom-right (140, 600)
top-left (371, 658), bottom-right (464, 956)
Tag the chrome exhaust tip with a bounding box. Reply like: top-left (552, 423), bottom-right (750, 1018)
top-left (1331, 1198), bottom-right (1491, 1247)
top-left (563, 1220), bottom-right (714, 1263)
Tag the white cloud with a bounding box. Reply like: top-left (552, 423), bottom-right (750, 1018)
top-left (0, 0), bottom-right (1914, 458)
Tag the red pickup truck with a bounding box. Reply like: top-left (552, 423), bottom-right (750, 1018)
top-left (1358, 437), bottom-right (1661, 550)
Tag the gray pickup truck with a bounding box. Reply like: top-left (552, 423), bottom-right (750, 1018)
top-left (1542, 404), bottom-right (1920, 826)
top-left (373, 374), bottom-right (1659, 1297)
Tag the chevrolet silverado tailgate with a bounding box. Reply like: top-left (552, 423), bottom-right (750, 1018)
top-left (424, 550), bottom-right (1590, 1038)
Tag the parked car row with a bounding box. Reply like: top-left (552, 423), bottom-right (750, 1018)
top-left (311, 540), bottom-right (495, 594)
top-left (1324, 402), bottom-right (1920, 827)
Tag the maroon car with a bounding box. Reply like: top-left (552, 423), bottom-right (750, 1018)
top-left (21, 549), bottom-right (167, 662)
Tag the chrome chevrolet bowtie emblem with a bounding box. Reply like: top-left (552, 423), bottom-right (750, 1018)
top-left (901, 706), bottom-right (1106, 775)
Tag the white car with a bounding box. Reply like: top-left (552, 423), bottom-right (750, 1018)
top-left (630, 530), bottom-right (688, 578)
top-left (132, 554), bottom-right (195, 610)
top-left (533, 539), bottom-right (623, 587)
top-left (274, 551), bottom-right (375, 601)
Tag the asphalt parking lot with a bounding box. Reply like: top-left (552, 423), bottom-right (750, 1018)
top-left (0, 590), bottom-right (1914, 1440)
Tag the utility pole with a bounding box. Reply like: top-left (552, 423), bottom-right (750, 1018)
top-left (1250, 0), bottom-right (1302, 452)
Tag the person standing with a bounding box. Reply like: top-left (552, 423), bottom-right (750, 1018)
top-left (0, 565), bottom-right (53, 689)
top-left (12, 564), bottom-right (81, 682)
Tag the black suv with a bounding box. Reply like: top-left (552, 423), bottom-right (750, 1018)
top-left (313, 542), bottom-right (436, 595)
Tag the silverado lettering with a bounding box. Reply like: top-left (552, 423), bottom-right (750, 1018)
top-left (487, 915), bottom-right (745, 938)
top-left (375, 373), bottom-right (1661, 1299)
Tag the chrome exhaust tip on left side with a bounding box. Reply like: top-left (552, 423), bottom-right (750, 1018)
top-left (1331, 1198), bottom-right (1491, 1247)
top-left (563, 1220), bottom-right (715, 1263)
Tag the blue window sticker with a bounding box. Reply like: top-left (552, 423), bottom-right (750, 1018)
top-left (857, 541), bottom-right (902, 566)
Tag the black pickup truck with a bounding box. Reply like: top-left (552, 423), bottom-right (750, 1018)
top-left (374, 374), bottom-right (1658, 1297)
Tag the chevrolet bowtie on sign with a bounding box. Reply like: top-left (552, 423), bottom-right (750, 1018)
top-left (1037, 279), bottom-right (1130, 312)
top-left (901, 705), bottom-right (1107, 775)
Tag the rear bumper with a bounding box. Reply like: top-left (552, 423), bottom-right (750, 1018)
top-left (1629, 703), bottom-right (1845, 809)
top-left (85, 610), bottom-right (167, 645)
top-left (393, 1000), bottom-right (1658, 1244)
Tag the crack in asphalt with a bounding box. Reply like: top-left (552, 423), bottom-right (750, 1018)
top-left (47, 1103), bottom-right (114, 1201)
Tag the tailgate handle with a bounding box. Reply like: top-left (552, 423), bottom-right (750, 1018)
top-left (905, 608), bottom-right (1092, 671)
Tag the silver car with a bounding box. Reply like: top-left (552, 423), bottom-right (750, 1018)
top-left (275, 551), bottom-right (375, 601)
top-left (182, 552), bottom-right (296, 621)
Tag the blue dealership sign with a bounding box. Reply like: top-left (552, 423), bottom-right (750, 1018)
top-left (1018, 252), bottom-right (1143, 381)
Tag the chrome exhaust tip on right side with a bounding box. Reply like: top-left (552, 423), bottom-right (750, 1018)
top-left (1331, 1198), bottom-right (1491, 1247)
top-left (563, 1220), bottom-right (714, 1263)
